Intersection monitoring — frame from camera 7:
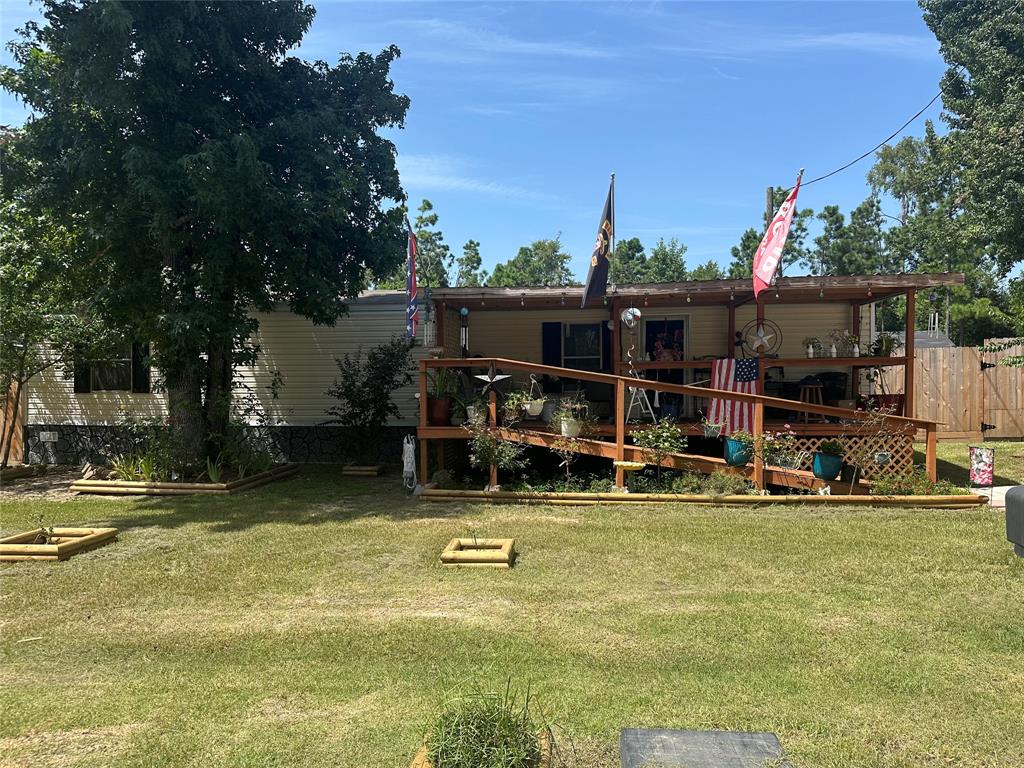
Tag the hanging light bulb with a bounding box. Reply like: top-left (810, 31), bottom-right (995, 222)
top-left (729, 290), bottom-right (735, 301)
top-left (818, 286), bottom-right (825, 299)
top-left (520, 293), bottom-right (525, 307)
top-left (867, 286), bottom-right (873, 298)
top-left (480, 294), bottom-right (486, 307)
top-left (686, 293), bottom-right (692, 303)
top-left (560, 292), bottom-right (566, 306)
top-left (774, 289), bottom-right (780, 299)
top-left (644, 294), bottom-right (649, 307)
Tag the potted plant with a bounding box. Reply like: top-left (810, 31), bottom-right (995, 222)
top-left (631, 418), bottom-right (687, 478)
top-left (426, 368), bottom-right (457, 426)
top-left (723, 430), bottom-right (754, 467)
top-left (802, 336), bottom-right (822, 359)
top-left (759, 426), bottom-right (803, 469)
top-left (700, 413), bottom-right (724, 439)
top-left (502, 391), bottom-right (531, 425)
top-left (812, 438), bottom-right (845, 480)
top-left (552, 398), bottom-right (588, 438)
top-left (870, 331), bottom-right (898, 357)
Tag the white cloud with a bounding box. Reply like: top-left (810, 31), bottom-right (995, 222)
top-left (400, 154), bottom-right (559, 203)
top-left (402, 18), bottom-right (614, 61)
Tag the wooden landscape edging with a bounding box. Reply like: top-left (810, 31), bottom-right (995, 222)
top-left (1, 465), bottom-right (36, 482)
top-left (1, 527), bottom-right (118, 562)
top-left (70, 463), bottom-right (299, 496)
top-left (419, 488), bottom-right (987, 509)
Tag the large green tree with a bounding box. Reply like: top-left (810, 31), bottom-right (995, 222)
top-left (643, 238), bottom-right (689, 283)
top-left (2, 1), bottom-right (408, 465)
top-left (809, 196), bottom-right (890, 277)
top-left (455, 239), bottom-right (487, 287)
top-left (608, 237), bottom-right (646, 284)
top-left (920, 0), bottom-right (1024, 278)
top-left (488, 238), bottom-right (576, 287)
top-left (376, 199), bottom-right (452, 289)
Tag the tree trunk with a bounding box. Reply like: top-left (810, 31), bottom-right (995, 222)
top-left (203, 336), bottom-right (233, 461)
top-left (1, 378), bottom-right (24, 469)
top-left (164, 363), bottom-right (205, 470)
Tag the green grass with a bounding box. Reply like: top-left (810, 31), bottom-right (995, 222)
top-left (914, 440), bottom-right (1023, 487)
top-left (2, 462), bottom-right (1023, 767)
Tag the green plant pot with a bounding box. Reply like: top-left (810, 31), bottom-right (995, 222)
top-left (812, 452), bottom-right (843, 480)
top-left (724, 438), bottom-right (753, 467)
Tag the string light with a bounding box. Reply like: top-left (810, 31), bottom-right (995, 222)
top-left (729, 290), bottom-right (735, 301)
top-left (818, 286), bottom-right (825, 299)
top-left (644, 294), bottom-right (649, 307)
top-left (560, 292), bottom-right (566, 306)
top-left (867, 286), bottom-right (873, 298)
top-left (686, 293), bottom-right (692, 303)
top-left (520, 293), bottom-right (525, 307)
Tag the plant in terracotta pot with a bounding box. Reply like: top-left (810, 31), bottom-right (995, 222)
top-left (812, 438), bottom-right (845, 480)
top-left (723, 430), bottom-right (755, 466)
top-left (426, 368), bottom-right (457, 426)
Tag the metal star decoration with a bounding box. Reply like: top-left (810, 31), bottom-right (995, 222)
top-left (474, 362), bottom-right (511, 393)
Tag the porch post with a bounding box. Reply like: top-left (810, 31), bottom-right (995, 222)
top-left (614, 378), bottom-right (626, 488)
top-left (755, 296), bottom-right (766, 392)
top-left (727, 302), bottom-right (736, 358)
top-left (488, 389), bottom-right (498, 488)
top-left (904, 289), bottom-right (915, 417)
top-left (434, 300), bottom-right (445, 351)
top-left (610, 298), bottom-right (621, 376)
top-left (925, 423), bottom-right (937, 482)
top-left (752, 399), bottom-right (765, 490)
top-left (851, 302), bottom-right (861, 403)
top-left (418, 359), bottom-right (429, 483)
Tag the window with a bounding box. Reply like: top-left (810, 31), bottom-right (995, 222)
top-left (563, 323), bottom-right (602, 371)
top-left (90, 346), bottom-right (133, 391)
top-left (73, 342), bottom-right (151, 394)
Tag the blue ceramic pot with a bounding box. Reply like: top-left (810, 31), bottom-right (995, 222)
top-left (812, 452), bottom-right (843, 480)
top-left (724, 438), bottom-right (753, 467)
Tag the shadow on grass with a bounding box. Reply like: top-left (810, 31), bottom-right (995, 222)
top-left (101, 465), bottom-right (468, 533)
top-left (915, 450), bottom-right (1021, 487)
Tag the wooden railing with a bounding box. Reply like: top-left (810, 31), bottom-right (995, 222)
top-left (417, 357), bottom-right (939, 489)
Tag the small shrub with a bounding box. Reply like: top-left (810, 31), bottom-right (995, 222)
top-left (465, 409), bottom-right (528, 475)
top-left (702, 471), bottom-right (754, 497)
top-left (631, 419), bottom-right (687, 476)
top-left (425, 681), bottom-right (545, 768)
top-left (817, 439), bottom-right (845, 456)
top-left (109, 454), bottom-right (140, 481)
top-left (871, 469), bottom-right (972, 496)
top-left (669, 471), bottom-right (706, 494)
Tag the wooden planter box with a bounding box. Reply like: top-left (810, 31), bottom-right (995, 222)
top-left (440, 537), bottom-right (517, 568)
top-left (1, 527), bottom-right (118, 562)
top-left (342, 464), bottom-right (384, 477)
top-left (420, 488), bottom-right (987, 509)
top-left (410, 730), bottom-right (551, 767)
top-left (70, 463), bottom-right (298, 496)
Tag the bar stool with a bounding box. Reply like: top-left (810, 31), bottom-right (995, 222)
top-left (798, 383), bottom-right (826, 423)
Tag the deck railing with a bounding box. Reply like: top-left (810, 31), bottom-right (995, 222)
top-left (417, 357), bottom-right (938, 490)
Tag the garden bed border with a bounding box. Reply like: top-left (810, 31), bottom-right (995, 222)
top-left (1, 527), bottom-right (118, 562)
top-left (69, 463), bottom-right (299, 496)
top-left (420, 488), bottom-right (987, 509)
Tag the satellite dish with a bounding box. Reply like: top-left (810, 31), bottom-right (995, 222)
top-left (621, 307), bottom-right (642, 329)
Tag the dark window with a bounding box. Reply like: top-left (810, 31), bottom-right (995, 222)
top-left (563, 323), bottom-right (602, 371)
top-left (90, 346), bottom-right (133, 391)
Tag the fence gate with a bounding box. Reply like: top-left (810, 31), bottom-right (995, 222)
top-left (982, 338), bottom-right (1024, 439)
top-left (1, 384), bottom-right (26, 465)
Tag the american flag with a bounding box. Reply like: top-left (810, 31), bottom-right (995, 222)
top-left (707, 357), bottom-right (760, 435)
top-left (405, 217), bottom-right (419, 341)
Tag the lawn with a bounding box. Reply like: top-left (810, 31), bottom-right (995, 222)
top-left (1, 449), bottom-right (1022, 768)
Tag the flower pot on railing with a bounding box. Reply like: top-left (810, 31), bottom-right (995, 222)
top-left (427, 396), bottom-right (452, 426)
top-left (525, 398), bottom-right (545, 418)
top-left (724, 438), bottom-right (753, 467)
top-left (812, 452), bottom-right (843, 480)
top-left (560, 417), bottom-right (582, 438)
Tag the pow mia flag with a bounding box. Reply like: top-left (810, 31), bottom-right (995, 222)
top-left (581, 174), bottom-right (615, 308)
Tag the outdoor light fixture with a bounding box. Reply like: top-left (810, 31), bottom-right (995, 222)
top-left (819, 286), bottom-right (825, 299)
top-left (561, 292), bottom-right (566, 306)
top-left (775, 289), bottom-right (780, 299)
top-left (644, 294), bottom-right (649, 306)
top-left (867, 286), bottom-right (873, 298)
top-left (520, 293), bottom-right (525, 307)
top-left (686, 293), bottom-right (692, 303)
top-left (729, 290), bottom-right (735, 301)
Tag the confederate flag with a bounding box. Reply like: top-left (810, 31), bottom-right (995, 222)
top-left (752, 172), bottom-right (802, 299)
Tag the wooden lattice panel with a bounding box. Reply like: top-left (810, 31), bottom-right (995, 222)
top-left (784, 434), bottom-right (913, 480)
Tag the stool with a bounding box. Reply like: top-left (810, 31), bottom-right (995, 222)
top-left (798, 384), bottom-right (826, 423)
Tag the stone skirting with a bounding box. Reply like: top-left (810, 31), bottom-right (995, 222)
top-left (24, 424), bottom-right (415, 466)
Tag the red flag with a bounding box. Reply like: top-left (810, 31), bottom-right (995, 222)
top-left (753, 173), bottom-right (802, 299)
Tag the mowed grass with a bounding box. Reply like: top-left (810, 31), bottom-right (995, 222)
top-left (2, 462), bottom-right (1023, 767)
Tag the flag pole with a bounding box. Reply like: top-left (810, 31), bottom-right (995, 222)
top-left (773, 168), bottom-right (803, 285)
top-left (610, 171), bottom-right (616, 265)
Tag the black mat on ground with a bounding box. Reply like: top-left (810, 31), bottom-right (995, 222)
top-left (619, 728), bottom-right (789, 768)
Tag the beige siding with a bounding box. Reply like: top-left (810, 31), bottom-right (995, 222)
top-left (27, 354), bottom-right (168, 426)
top-left (238, 302), bottom-right (428, 426)
top-left (469, 308), bottom-right (610, 362)
top-left (28, 297), bottom-right (428, 428)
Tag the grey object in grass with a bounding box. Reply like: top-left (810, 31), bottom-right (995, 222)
top-left (619, 729), bottom-right (790, 768)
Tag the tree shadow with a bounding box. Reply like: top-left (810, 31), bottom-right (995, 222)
top-left (100, 465), bottom-right (468, 533)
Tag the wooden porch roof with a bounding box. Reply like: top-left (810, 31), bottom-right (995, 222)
top-left (427, 272), bottom-right (965, 309)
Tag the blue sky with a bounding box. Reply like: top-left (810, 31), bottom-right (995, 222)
top-left (0, 1), bottom-right (949, 280)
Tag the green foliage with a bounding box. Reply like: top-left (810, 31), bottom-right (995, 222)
top-left (488, 238), bottom-right (576, 287)
top-left (871, 468), bottom-right (972, 496)
top-left (456, 239), bottom-right (488, 287)
top-left (626, 468), bottom-right (753, 497)
top-left (688, 259), bottom-right (726, 281)
top-left (427, 367), bottom-right (458, 398)
top-left (808, 196), bottom-right (892, 277)
top-left (2, 1), bottom-right (410, 465)
top-left (205, 456), bottom-right (223, 484)
top-left (378, 199), bottom-right (452, 289)
top-left (324, 337), bottom-right (413, 463)
top-left (631, 419), bottom-right (687, 472)
top-left (817, 439), bottom-right (846, 457)
top-left (464, 408), bottom-right (528, 475)
top-left (608, 237), bottom-right (646, 284)
top-left (643, 238), bottom-right (689, 283)
top-left (425, 681), bottom-right (544, 768)
top-left (920, 0), bottom-right (1024, 278)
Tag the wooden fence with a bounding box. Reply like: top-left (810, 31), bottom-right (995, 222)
top-left (880, 338), bottom-right (1023, 439)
